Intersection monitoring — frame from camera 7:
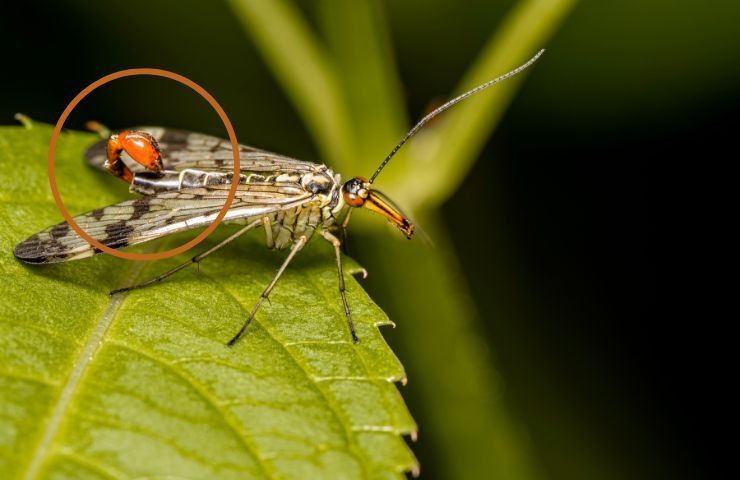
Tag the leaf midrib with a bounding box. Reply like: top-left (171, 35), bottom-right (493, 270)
top-left (20, 258), bottom-right (151, 480)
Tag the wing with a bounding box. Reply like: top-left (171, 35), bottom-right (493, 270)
top-left (85, 127), bottom-right (317, 174)
top-left (14, 183), bottom-right (314, 264)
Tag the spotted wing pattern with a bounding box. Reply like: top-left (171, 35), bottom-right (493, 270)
top-left (85, 127), bottom-right (315, 174)
top-left (14, 183), bottom-right (314, 264)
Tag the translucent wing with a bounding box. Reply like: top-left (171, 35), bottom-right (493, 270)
top-left (14, 183), bottom-right (314, 264)
top-left (85, 127), bottom-right (316, 173)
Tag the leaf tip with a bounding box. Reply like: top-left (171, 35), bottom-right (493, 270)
top-left (14, 113), bottom-right (34, 130)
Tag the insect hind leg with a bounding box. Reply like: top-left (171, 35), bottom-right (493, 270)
top-left (110, 219), bottom-right (262, 296)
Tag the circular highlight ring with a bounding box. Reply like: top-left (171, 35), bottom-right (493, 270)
top-left (48, 68), bottom-right (240, 261)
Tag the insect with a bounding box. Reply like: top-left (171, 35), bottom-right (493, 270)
top-left (14, 50), bottom-right (545, 346)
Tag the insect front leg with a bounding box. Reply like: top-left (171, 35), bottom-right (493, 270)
top-left (262, 216), bottom-right (275, 249)
top-left (110, 219), bottom-right (262, 295)
top-left (227, 235), bottom-right (307, 347)
top-left (339, 208), bottom-right (353, 254)
top-left (341, 207), bottom-right (353, 230)
top-left (320, 230), bottom-right (359, 343)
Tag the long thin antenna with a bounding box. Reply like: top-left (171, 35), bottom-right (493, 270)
top-left (369, 48), bottom-right (546, 184)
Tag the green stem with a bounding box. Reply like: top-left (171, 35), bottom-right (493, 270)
top-left (227, 0), bottom-right (354, 172)
top-left (356, 214), bottom-right (547, 480)
top-left (386, 0), bottom-right (580, 209)
top-left (316, 0), bottom-right (407, 171)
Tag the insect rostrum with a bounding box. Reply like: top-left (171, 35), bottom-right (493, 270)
top-left (14, 50), bottom-right (545, 346)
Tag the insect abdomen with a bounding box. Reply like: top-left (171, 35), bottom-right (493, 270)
top-left (265, 204), bottom-right (323, 249)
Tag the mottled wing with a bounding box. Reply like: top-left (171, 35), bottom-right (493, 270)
top-left (14, 183), bottom-right (314, 264)
top-left (85, 127), bottom-right (316, 173)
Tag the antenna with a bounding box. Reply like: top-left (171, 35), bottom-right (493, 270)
top-left (368, 48), bottom-right (546, 184)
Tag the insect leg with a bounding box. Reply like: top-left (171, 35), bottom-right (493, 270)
top-left (110, 219), bottom-right (262, 295)
top-left (337, 207), bottom-right (353, 254)
top-left (226, 235), bottom-right (307, 347)
top-left (262, 216), bottom-right (275, 249)
top-left (320, 230), bottom-right (359, 343)
top-left (341, 207), bottom-right (354, 230)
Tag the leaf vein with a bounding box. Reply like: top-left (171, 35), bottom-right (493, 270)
top-left (0, 317), bottom-right (82, 346)
top-left (200, 268), bottom-right (371, 479)
top-left (56, 449), bottom-right (127, 480)
top-left (72, 411), bottom-right (253, 473)
top-left (0, 369), bottom-right (58, 388)
top-left (84, 379), bottom-right (213, 423)
top-left (107, 340), bottom-right (276, 478)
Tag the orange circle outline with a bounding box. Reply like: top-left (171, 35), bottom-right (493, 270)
top-left (49, 68), bottom-right (240, 261)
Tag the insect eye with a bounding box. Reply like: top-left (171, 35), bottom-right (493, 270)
top-left (342, 177), bottom-right (368, 207)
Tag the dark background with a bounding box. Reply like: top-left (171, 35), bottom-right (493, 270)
top-left (3, 1), bottom-right (732, 478)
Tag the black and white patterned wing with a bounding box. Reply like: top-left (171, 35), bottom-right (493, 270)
top-left (85, 127), bottom-right (316, 174)
top-left (14, 184), bottom-right (314, 264)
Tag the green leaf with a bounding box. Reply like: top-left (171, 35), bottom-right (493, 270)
top-left (0, 123), bottom-right (417, 479)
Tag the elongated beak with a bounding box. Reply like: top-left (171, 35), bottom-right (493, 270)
top-left (364, 191), bottom-right (415, 239)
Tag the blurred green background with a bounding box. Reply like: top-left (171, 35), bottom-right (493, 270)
top-left (2, 0), bottom-right (733, 478)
